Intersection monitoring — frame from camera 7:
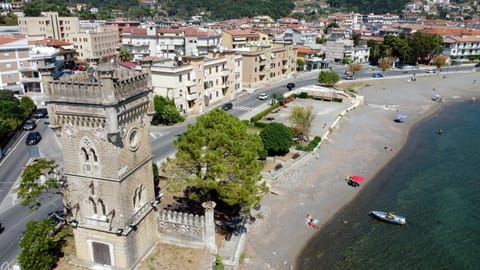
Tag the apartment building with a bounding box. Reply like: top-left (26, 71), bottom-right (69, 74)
top-left (121, 26), bottom-right (221, 61)
top-left (284, 27), bottom-right (321, 45)
top-left (325, 39), bottom-right (370, 64)
top-left (443, 35), bottom-right (480, 63)
top-left (18, 12), bottom-right (79, 40)
top-left (240, 43), bottom-right (297, 88)
top-left (20, 46), bottom-right (64, 103)
top-left (67, 30), bottom-right (118, 64)
top-left (150, 50), bottom-right (242, 115)
top-left (221, 29), bottom-right (267, 49)
top-left (0, 36), bottom-right (32, 93)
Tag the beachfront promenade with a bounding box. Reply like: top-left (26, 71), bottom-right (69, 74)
top-left (242, 71), bottom-right (480, 270)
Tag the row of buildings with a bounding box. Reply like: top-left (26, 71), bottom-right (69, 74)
top-left (2, 10), bottom-right (480, 115)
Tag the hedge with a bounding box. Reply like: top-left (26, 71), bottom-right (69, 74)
top-left (250, 103), bottom-right (280, 122)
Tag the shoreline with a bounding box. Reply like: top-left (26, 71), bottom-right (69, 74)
top-left (293, 98), bottom-right (471, 269)
top-left (242, 72), bottom-right (480, 270)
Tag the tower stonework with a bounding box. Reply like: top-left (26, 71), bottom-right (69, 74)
top-left (45, 64), bottom-right (157, 269)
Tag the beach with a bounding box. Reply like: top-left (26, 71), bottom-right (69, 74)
top-left (242, 71), bottom-right (480, 270)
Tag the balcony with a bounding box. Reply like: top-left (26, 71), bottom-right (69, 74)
top-left (185, 79), bottom-right (196, 87)
top-left (20, 77), bottom-right (41, 83)
top-left (186, 91), bottom-right (197, 101)
top-left (221, 69), bottom-right (230, 76)
top-left (18, 66), bottom-right (37, 72)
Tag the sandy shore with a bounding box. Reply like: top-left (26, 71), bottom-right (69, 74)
top-left (242, 71), bottom-right (480, 270)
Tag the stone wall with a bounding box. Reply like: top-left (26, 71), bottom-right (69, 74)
top-left (156, 209), bottom-right (207, 249)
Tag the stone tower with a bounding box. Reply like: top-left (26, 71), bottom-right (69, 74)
top-left (44, 63), bottom-right (157, 269)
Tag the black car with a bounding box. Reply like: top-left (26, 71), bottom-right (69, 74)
top-left (222, 102), bottom-right (233, 111)
top-left (23, 120), bottom-right (37, 131)
top-left (26, 131), bottom-right (41, 145)
top-left (287, 83), bottom-right (295, 90)
top-left (33, 108), bottom-right (48, 118)
top-left (475, 63), bottom-right (480, 67)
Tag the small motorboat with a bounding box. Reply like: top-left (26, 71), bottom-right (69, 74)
top-left (369, 211), bottom-right (406, 225)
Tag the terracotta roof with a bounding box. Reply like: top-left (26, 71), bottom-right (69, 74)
top-left (224, 29), bottom-right (259, 38)
top-left (450, 35), bottom-right (480, 42)
top-left (0, 35), bottom-right (24, 46)
top-left (182, 27), bottom-right (220, 38)
top-left (297, 47), bottom-right (315, 54)
top-left (122, 27), bottom-right (147, 36)
top-left (29, 38), bottom-right (71, 47)
top-left (157, 28), bottom-right (183, 34)
top-left (421, 27), bottom-right (480, 36)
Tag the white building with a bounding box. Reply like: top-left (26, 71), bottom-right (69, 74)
top-left (442, 35), bottom-right (480, 63)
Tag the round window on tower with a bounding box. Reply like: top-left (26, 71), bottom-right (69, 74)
top-left (127, 128), bottom-right (140, 151)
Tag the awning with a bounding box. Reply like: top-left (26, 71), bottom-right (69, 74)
top-left (259, 54), bottom-right (266, 61)
top-left (271, 53), bottom-right (276, 59)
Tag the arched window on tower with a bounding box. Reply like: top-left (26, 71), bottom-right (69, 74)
top-left (97, 199), bottom-right (106, 216)
top-left (82, 148), bottom-right (91, 172)
top-left (132, 184), bottom-right (145, 210)
top-left (90, 149), bottom-right (98, 172)
top-left (89, 197), bottom-right (97, 216)
top-left (80, 136), bottom-right (100, 175)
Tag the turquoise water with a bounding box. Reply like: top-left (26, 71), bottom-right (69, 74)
top-left (297, 101), bottom-right (480, 270)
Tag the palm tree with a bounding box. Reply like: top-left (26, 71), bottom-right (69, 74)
top-left (119, 48), bottom-right (132, 62)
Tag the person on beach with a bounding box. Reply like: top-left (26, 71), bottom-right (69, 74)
top-left (305, 214), bottom-right (318, 229)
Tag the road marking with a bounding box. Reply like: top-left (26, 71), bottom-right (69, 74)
top-left (149, 132), bottom-right (165, 139)
top-left (233, 106), bottom-right (254, 111)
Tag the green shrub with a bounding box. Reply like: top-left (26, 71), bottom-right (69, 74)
top-left (213, 255), bottom-right (224, 270)
top-left (253, 121), bottom-right (268, 129)
top-left (298, 92), bottom-right (309, 99)
top-left (296, 136), bottom-right (322, 152)
top-left (260, 123), bottom-right (293, 156)
top-left (250, 103), bottom-right (280, 122)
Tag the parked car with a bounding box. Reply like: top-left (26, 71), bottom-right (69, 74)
top-left (343, 74), bottom-right (356, 80)
top-left (25, 131), bottom-right (41, 145)
top-left (43, 115), bottom-right (50, 125)
top-left (221, 102), bottom-right (233, 111)
top-left (286, 83), bottom-right (295, 90)
top-left (475, 63), bottom-right (480, 67)
top-left (425, 69), bottom-right (435, 73)
top-left (23, 120), bottom-right (37, 131)
top-left (372, 72), bottom-right (384, 78)
top-left (258, 93), bottom-right (269, 100)
top-left (33, 108), bottom-right (48, 118)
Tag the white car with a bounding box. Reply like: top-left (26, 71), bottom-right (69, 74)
top-left (425, 69), bottom-right (435, 73)
top-left (258, 93), bottom-right (269, 100)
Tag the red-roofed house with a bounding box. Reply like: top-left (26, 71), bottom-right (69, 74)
top-left (442, 35), bottom-right (480, 63)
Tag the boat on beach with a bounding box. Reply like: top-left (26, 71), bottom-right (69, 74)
top-left (369, 211), bottom-right (406, 225)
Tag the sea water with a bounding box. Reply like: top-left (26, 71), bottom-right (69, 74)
top-left (297, 101), bottom-right (480, 270)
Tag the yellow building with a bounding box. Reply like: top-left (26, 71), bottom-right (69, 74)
top-left (240, 43), bottom-right (297, 88)
top-left (66, 30), bottom-right (118, 64)
top-left (18, 12), bottom-right (79, 40)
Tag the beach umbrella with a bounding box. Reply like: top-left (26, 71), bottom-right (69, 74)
top-left (351, 175), bottom-right (365, 182)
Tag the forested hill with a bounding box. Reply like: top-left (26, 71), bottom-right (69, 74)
top-left (327, 0), bottom-right (410, 14)
top-left (165, 0), bottom-right (295, 20)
